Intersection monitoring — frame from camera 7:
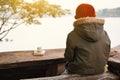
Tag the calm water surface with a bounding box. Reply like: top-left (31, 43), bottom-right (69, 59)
top-left (0, 16), bottom-right (120, 52)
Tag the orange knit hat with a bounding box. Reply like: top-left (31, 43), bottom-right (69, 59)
top-left (75, 3), bottom-right (96, 19)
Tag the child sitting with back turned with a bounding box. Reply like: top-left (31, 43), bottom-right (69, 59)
top-left (64, 3), bottom-right (111, 75)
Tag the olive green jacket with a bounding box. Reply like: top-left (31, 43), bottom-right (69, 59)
top-left (64, 17), bottom-right (111, 75)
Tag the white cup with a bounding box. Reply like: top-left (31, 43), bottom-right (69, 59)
top-left (33, 47), bottom-right (46, 56)
top-left (37, 47), bottom-right (42, 52)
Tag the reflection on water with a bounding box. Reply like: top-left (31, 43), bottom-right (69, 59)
top-left (0, 16), bottom-right (120, 52)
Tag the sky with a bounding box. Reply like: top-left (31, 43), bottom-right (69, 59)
top-left (25, 0), bottom-right (120, 11)
top-left (46, 0), bottom-right (120, 11)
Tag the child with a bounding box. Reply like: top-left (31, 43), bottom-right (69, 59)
top-left (64, 3), bottom-right (111, 75)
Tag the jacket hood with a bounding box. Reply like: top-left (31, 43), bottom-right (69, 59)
top-left (73, 17), bottom-right (105, 42)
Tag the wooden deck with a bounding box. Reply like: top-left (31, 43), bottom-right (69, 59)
top-left (0, 45), bottom-right (120, 80)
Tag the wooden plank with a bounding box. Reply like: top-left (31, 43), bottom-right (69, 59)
top-left (21, 72), bottom-right (119, 80)
top-left (0, 48), bottom-right (65, 65)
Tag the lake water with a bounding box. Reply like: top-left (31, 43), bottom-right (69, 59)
top-left (0, 15), bottom-right (120, 52)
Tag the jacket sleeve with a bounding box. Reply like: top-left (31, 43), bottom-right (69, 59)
top-left (105, 31), bottom-right (111, 60)
top-left (64, 34), bottom-right (74, 62)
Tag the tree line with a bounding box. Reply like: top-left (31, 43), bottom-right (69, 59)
top-left (97, 7), bottom-right (120, 17)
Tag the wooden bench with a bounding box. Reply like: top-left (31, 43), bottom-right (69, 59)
top-left (21, 72), bottom-right (119, 80)
top-left (0, 48), bottom-right (66, 80)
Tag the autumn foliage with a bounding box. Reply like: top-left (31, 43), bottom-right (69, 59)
top-left (0, 0), bottom-right (70, 40)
